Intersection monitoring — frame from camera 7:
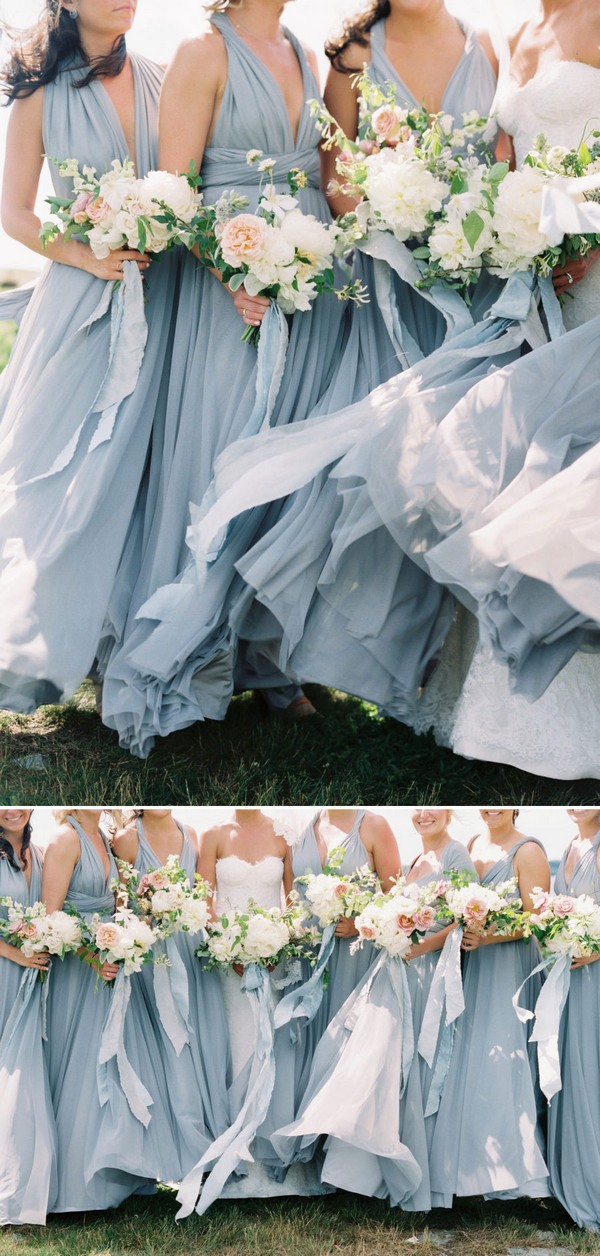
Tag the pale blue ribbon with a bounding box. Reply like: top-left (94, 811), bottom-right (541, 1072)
top-left (512, 952), bottom-right (571, 1101)
top-left (196, 301), bottom-right (289, 563)
top-left (273, 922), bottom-right (336, 1040)
top-left (176, 962), bottom-right (277, 1218)
top-left (5, 261), bottom-right (148, 490)
top-left (152, 936), bottom-right (191, 1055)
top-left (0, 278), bottom-right (37, 326)
top-left (417, 927), bottom-right (465, 1117)
top-left (358, 231), bottom-right (475, 365)
top-left (341, 952), bottom-right (414, 1095)
top-left (97, 967), bottom-right (154, 1127)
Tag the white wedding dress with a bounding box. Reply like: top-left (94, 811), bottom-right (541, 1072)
top-left (414, 60), bottom-right (600, 780)
top-left (215, 853), bottom-right (323, 1198)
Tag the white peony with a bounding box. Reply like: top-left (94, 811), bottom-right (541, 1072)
top-left (364, 151), bottom-right (447, 241)
top-left (142, 170), bottom-right (200, 224)
top-left (488, 166), bottom-right (550, 275)
top-left (278, 209), bottom-right (335, 270)
top-left (242, 915), bottom-right (290, 961)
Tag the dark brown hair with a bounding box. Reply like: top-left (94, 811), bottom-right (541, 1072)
top-left (2, 1), bottom-right (126, 105)
top-left (325, 0), bottom-right (390, 74)
top-left (0, 816), bottom-right (33, 871)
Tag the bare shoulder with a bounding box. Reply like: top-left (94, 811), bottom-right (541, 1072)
top-left (7, 85), bottom-right (44, 132)
top-left (300, 42), bottom-right (320, 84)
top-left (185, 825), bottom-right (199, 854)
top-left (515, 838), bottom-right (548, 865)
top-left (112, 822), bottom-right (139, 855)
top-left (165, 27), bottom-right (227, 85)
top-left (45, 822), bottom-right (79, 859)
top-left (361, 811), bottom-right (397, 845)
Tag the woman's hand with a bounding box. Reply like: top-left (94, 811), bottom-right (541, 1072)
top-left (553, 248), bottom-right (600, 296)
top-left (571, 953), bottom-right (600, 969)
top-left (335, 917), bottom-right (358, 939)
top-left (229, 282), bottom-right (269, 328)
top-left (80, 247), bottom-right (152, 282)
top-left (99, 960), bottom-right (120, 982)
top-left (9, 946), bottom-right (50, 971)
top-left (461, 926), bottom-right (485, 951)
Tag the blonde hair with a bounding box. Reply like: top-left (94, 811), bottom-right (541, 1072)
top-left (204, 0), bottom-right (243, 12)
top-left (52, 808), bottom-right (124, 827)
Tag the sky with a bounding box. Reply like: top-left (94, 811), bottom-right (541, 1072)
top-left (23, 805), bottom-right (581, 862)
top-left (0, 0), bottom-right (537, 271)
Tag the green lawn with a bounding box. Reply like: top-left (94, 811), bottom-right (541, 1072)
top-left (1, 682), bottom-right (598, 804)
top-left (0, 1190), bottom-right (597, 1256)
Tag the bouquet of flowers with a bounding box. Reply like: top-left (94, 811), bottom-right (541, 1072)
top-left (435, 877), bottom-right (524, 936)
top-left (313, 74), bottom-right (500, 297)
top-left (296, 844), bottom-right (379, 928)
top-left (72, 908), bottom-right (157, 977)
top-left (40, 157), bottom-right (203, 259)
top-left (116, 856), bottom-right (211, 940)
top-left (0, 899), bottom-right (85, 977)
top-left (483, 130), bottom-right (600, 280)
top-left (195, 900), bottom-right (317, 971)
top-left (183, 155), bottom-right (365, 344)
top-left (525, 887), bottom-right (600, 959)
top-left (352, 876), bottom-right (440, 958)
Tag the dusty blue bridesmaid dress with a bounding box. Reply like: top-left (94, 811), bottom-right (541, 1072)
top-left (0, 844), bottom-right (57, 1225)
top-left (405, 839), bottom-right (475, 1145)
top-left (428, 838), bottom-right (550, 1205)
top-left (100, 14), bottom-right (349, 757)
top-left (169, 25), bottom-right (501, 726)
top-left (547, 833), bottom-right (600, 1230)
top-left (0, 54), bottom-right (181, 716)
top-left (130, 818), bottom-right (230, 1171)
top-left (44, 818), bottom-right (181, 1211)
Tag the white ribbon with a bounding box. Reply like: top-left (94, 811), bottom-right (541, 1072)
top-left (97, 967), bottom-right (154, 1127)
top-left (512, 952), bottom-right (571, 1101)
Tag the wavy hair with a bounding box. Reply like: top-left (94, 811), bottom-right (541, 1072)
top-left (325, 0), bottom-right (390, 73)
top-left (0, 815), bottom-right (33, 870)
top-left (2, 1), bottom-right (127, 104)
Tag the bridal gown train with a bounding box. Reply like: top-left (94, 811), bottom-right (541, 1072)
top-left (547, 834), bottom-right (600, 1231)
top-left (213, 853), bottom-right (324, 1198)
top-left (0, 845), bottom-right (57, 1225)
top-left (0, 55), bottom-right (181, 713)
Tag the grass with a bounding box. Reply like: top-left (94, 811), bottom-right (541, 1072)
top-left (0, 1190), bottom-right (598, 1256)
top-left (1, 682), bottom-right (599, 804)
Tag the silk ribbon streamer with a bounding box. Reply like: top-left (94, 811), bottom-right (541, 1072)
top-left (273, 923), bottom-right (336, 1040)
top-left (512, 952), bottom-right (571, 1101)
top-left (358, 231), bottom-right (474, 361)
top-left (176, 963), bottom-right (277, 1218)
top-left (0, 278), bottom-right (37, 327)
top-left (97, 967), bottom-right (154, 1126)
top-left (189, 300), bottom-right (289, 564)
top-left (152, 937), bottom-right (191, 1055)
top-left (540, 178), bottom-right (600, 242)
top-left (5, 260), bottom-right (147, 491)
top-left (417, 927), bottom-right (465, 1117)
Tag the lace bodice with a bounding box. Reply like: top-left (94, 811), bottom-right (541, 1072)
top-left (215, 855), bottom-right (285, 916)
top-left (496, 61), bottom-right (600, 328)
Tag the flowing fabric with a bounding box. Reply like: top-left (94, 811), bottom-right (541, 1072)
top-left (0, 846), bottom-right (57, 1226)
top-left (130, 819), bottom-right (231, 1173)
top-left (99, 14), bottom-right (348, 757)
top-left (0, 54), bottom-right (182, 714)
top-left (44, 818), bottom-right (181, 1211)
top-left (428, 838), bottom-right (550, 1205)
top-left (546, 833), bottom-right (600, 1231)
top-left (272, 952), bottom-right (430, 1210)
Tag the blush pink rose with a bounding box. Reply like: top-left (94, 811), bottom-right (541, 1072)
top-left (71, 191), bottom-right (93, 223)
top-left (553, 895), bottom-right (575, 918)
top-left (371, 105), bottom-right (404, 146)
top-left (334, 882), bottom-right (350, 897)
top-left (396, 912), bottom-right (416, 933)
top-left (463, 899), bottom-right (488, 926)
top-left (219, 214), bottom-right (267, 266)
top-left (147, 871), bottom-right (168, 890)
top-left (359, 924), bottom-right (375, 939)
top-left (413, 906), bottom-right (436, 931)
top-left (95, 922), bottom-right (122, 951)
top-left (87, 196), bottom-right (112, 224)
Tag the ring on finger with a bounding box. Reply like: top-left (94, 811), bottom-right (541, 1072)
top-left (243, 306), bottom-right (248, 317)
top-left (566, 272), bottom-right (574, 285)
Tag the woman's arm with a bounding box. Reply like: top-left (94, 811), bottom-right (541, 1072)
top-left (197, 828), bottom-right (219, 921)
top-left (463, 841), bottom-right (551, 949)
top-left (0, 936), bottom-right (50, 969)
top-left (364, 814), bottom-right (402, 890)
top-left (41, 825), bottom-right (80, 913)
top-left (2, 90), bottom-right (149, 282)
top-left (322, 60), bottom-right (362, 217)
top-left (112, 823), bottom-right (139, 869)
top-left (282, 845), bottom-right (294, 903)
top-left (159, 32), bottom-right (268, 330)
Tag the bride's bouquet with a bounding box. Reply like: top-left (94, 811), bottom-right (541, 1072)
top-left (314, 74), bottom-right (500, 297)
top-left (0, 899), bottom-right (85, 978)
top-left (525, 887), bottom-right (600, 959)
top-left (296, 844), bottom-right (379, 927)
top-left (195, 900), bottom-right (317, 972)
top-left (435, 876), bottom-right (525, 936)
top-left (116, 856), bottom-right (211, 940)
top-left (352, 876), bottom-right (439, 958)
top-left (183, 155), bottom-right (365, 344)
top-left (40, 157), bottom-right (202, 259)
